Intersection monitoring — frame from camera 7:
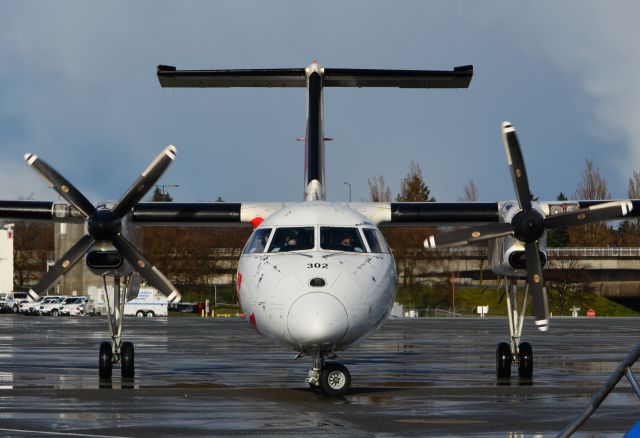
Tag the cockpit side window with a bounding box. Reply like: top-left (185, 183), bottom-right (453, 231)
top-left (320, 227), bottom-right (365, 253)
top-left (243, 228), bottom-right (272, 254)
top-left (268, 227), bottom-right (315, 253)
top-left (362, 228), bottom-right (390, 254)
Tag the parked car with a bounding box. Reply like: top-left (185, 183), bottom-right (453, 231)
top-left (169, 303), bottom-right (197, 313)
top-left (20, 295), bottom-right (66, 315)
top-left (6, 292), bottom-right (30, 313)
top-left (19, 298), bottom-right (42, 315)
top-left (0, 292), bottom-right (9, 312)
top-left (57, 296), bottom-right (88, 316)
top-left (38, 296), bottom-right (66, 316)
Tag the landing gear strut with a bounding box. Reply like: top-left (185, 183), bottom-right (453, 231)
top-left (306, 352), bottom-right (351, 396)
top-left (496, 277), bottom-right (534, 379)
top-left (98, 274), bottom-right (135, 383)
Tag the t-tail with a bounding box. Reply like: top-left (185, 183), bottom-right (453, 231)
top-left (157, 61), bottom-right (473, 201)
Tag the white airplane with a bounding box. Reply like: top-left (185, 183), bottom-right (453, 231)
top-left (0, 62), bottom-right (633, 395)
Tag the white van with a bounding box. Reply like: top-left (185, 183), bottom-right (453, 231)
top-left (86, 286), bottom-right (168, 317)
top-left (124, 288), bottom-right (168, 317)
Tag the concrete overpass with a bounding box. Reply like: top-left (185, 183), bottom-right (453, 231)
top-left (410, 247), bottom-right (640, 304)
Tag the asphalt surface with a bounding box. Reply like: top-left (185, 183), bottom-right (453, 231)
top-left (0, 314), bottom-right (638, 437)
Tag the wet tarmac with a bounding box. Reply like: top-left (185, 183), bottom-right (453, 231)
top-left (0, 315), bottom-right (638, 437)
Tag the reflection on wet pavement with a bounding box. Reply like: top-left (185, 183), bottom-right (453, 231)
top-left (0, 315), bottom-right (637, 436)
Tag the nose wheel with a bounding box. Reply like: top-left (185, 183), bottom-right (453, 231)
top-left (319, 363), bottom-right (351, 395)
top-left (306, 354), bottom-right (352, 396)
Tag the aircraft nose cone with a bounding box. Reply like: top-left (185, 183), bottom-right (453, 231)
top-left (287, 293), bottom-right (348, 346)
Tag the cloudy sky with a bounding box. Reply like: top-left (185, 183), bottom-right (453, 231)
top-left (1, 1), bottom-right (639, 205)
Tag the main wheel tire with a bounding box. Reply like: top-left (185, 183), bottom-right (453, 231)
top-left (496, 342), bottom-right (512, 378)
top-left (51, 309), bottom-right (59, 317)
top-left (12, 305), bottom-right (18, 313)
top-left (145, 311), bottom-right (154, 318)
top-left (99, 342), bottom-right (113, 380)
top-left (518, 342), bottom-right (533, 378)
top-left (319, 363), bottom-right (351, 396)
top-left (136, 311), bottom-right (145, 317)
top-left (121, 341), bottom-right (135, 379)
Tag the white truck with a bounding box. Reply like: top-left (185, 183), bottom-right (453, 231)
top-left (124, 288), bottom-right (168, 317)
top-left (86, 286), bottom-right (168, 317)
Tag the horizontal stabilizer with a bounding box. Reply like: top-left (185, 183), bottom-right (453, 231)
top-left (157, 64), bottom-right (473, 89)
top-left (323, 66), bottom-right (473, 88)
top-left (157, 65), bottom-right (306, 88)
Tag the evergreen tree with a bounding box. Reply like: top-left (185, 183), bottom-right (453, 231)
top-left (396, 161), bottom-right (435, 202)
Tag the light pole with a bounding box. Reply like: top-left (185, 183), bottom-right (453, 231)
top-left (343, 181), bottom-right (352, 202)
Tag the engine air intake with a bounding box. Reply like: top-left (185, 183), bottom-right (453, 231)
top-left (508, 251), bottom-right (547, 270)
top-left (87, 250), bottom-right (124, 270)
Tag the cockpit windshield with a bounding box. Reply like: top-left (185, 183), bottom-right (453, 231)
top-left (268, 227), bottom-right (315, 253)
top-left (243, 228), bottom-right (272, 254)
top-left (362, 228), bottom-right (389, 253)
top-left (320, 227), bottom-right (365, 253)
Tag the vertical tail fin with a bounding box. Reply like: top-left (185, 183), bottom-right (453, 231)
top-left (157, 63), bottom-right (473, 201)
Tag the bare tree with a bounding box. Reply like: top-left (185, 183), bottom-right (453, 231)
top-left (569, 159), bottom-right (614, 247)
top-left (545, 250), bottom-right (591, 315)
top-left (618, 170), bottom-right (640, 246)
top-left (13, 222), bottom-right (54, 289)
top-left (367, 175), bottom-right (392, 202)
top-left (457, 179), bottom-right (478, 202)
top-left (629, 170), bottom-right (640, 199)
top-left (574, 159), bottom-right (610, 200)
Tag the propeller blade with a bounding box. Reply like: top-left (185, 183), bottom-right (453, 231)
top-left (111, 145), bottom-right (177, 218)
top-left (24, 153), bottom-right (96, 218)
top-left (502, 122), bottom-right (533, 211)
top-left (545, 200), bottom-right (633, 229)
top-left (112, 234), bottom-right (182, 303)
top-left (28, 234), bottom-right (96, 301)
top-left (424, 223), bottom-right (514, 249)
top-left (524, 241), bottom-right (549, 332)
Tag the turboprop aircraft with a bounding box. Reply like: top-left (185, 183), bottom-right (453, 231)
top-left (0, 62), bottom-right (635, 395)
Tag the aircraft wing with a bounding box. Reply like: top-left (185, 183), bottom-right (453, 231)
top-left (346, 202), bottom-right (499, 226)
top-left (348, 200), bottom-right (640, 226)
top-left (1, 200), bottom-right (637, 227)
top-left (0, 201), bottom-right (291, 227)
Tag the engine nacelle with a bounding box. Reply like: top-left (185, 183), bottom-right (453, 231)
top-left (488, 235), bottom-right (547, 277)
top-left (487, 200), bottom-right (578, 277)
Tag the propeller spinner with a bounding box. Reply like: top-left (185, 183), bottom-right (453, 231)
top-left (24, 146), bottom-right (181, 304)
top-left (424, 122), bottom-right (632, 331)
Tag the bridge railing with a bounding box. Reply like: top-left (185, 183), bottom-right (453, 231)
top-left (443, 247), bottom-right (640, 258)
top-left (546, 247), bottom-right (640, 258)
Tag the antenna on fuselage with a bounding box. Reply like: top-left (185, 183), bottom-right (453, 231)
top-left (156, 62), bottom-right (473, 201)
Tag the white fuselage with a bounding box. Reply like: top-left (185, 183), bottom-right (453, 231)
top-left (237, 202), bottom-right (397, 355)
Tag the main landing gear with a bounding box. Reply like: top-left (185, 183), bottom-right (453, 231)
top-left (99, 274), bottom-right (135, 385)
top-left (496, 277), bottom-right (534, 379)
top-left (305, 352), bottom-right (351, 396)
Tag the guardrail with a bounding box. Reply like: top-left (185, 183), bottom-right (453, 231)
top-left (446, 247), bottom-right (640, 258)
top-left (547, 247), bottom-right (640, 257)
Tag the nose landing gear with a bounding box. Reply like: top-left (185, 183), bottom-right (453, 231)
top-left (98, 274), bottom-right (136, 385)
top-left (496, 278), bottom-right (534, 380)
top-left (306, 352), bottom-right (352, 396)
